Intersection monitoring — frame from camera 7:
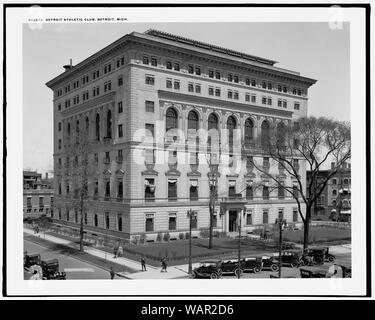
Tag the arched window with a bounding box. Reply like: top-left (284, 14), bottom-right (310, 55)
top-left (227, 116), bottom-right (236, 150)
top-left (106, 110), bottom-right (112, 139)
top-left (261, 120), bottom-right (270, 147)
top-left (95, 114), bottom-right (100, 141)
top-left (244, 118), bottom-right (254, 145)
top-left (276, 122), bottom-right (286, 148)
top-left (188, 110), bottom-right (199, 130)
top-left (166, 108), bottom-right (178, 132)
top-left (208, 113), bottom-right (218, 130)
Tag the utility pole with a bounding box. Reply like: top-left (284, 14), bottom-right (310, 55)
top-left (275, 218), bottom-right (286, 278)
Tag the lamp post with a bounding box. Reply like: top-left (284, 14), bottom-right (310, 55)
top-left (275, 218), bottom-right (287, 278)
top-left (187, 209), bottom-right (197, 275)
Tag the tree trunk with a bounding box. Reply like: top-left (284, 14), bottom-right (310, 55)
top-left (303, 206), bottom-right (312, 250)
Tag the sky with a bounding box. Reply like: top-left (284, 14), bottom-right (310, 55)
top-left (23, 22), bottom-right (350, 176)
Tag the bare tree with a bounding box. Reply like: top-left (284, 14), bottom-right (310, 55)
top-left (243, 116), bottom-right (351, 250)
top-left (63, 119), bottom-right (96, 252)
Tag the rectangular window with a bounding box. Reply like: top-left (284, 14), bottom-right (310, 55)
top-left (228, 181), bottom-right (236, 198)
top-left (298, 89), bottom-right (302, 96)
top-left (278, 185), bottom-right (285, 199)
top-left (245, 78), bottom-right (250, 86)
top-left (143, 56), bottom-right (149, 65)
top-left (174, 63), bottom-right (180, 71)
top-left (105, 212), bottom-right (110, 229)
top-left (234, 91), bottom-right (239, 100)
top-left (195, 66), bottom-right (201, 75)
top-left (262, 81), bottom-right (267, 89)
top-left (189, 179), bottom-right (198, 201)
top-left (246, 184), bottom-right (253, 200)
top-left (215, 88), bottom-right (221, 97)
top-left (251, 79), bottom-right (256, 87)
top-left (294, 102), bottom-right (300, 110)
top-left (174, 80), bottom-right (180, 90)
top-left (188, 82), bottom-right (194, 92)
top-left (166, 78), bottom-right (172, 88)
top-left (293, 209), bottom-right (298, 222)
top-left (215, 71), bottom-right (221, 80)
top-left (246, 211), bottom-right (252, 225)
top-left (267, 97), bottom-right (272, 105)
top-left (188, 65), bottom-right (194, 74)
top-left (58, 122), bottom-right (62, 131)
top-left (145, 178), bottom-right (155, 202)
top-left (58, 104), bottom-right (61, 111)
top-left (118, 125), bottom-right (123, 138)
top-left (191, 213), bottom-right (197, 229)
top-left (283, 100), bottom-right (287, 108)
top-left (278, 210), bottom-right (284, 221)
top-left (263, 186), bottom-right (269, 200)
top-left (278, 99), bottom-right (282, 107)
top-left (228, 73), bottom-right (233, 82)
top-left (208, 87), bottom-right (214, 96)
top-left (118, 76), bottom-right (123, 86)
top-left (263, 210), bottom-right (269, 224)
top-left (145, 214), bottom-right (154, 232)
top-left (117, 179), bottom-right (123, 199)
top-left (283, 86), bottom-right (287, 93)
top-left (27, 197), bottom-right (32, 209)
top-left (117, 214), bottom-right (123, 231)
top-left (166, 61), bottom-right (172, 69)
top-left (227, 90), bottom-right (233, 99)
top-left (151, 57), bottom-right (157, 66)
top-left (268, 82), bottom-right (272, 90)
top-left (145, 123), bottom-right (154, 138)
top-left (118, 101), bottom-right (123, 113)
top-left (168, 213), bottom-right (177, 231)
top-left (195, 84), bottom-right (201, 94)
top-left (234, 75), bottom-right (239, 83)
top-left (209, 70), bottom-right (214, 78)
top-left (145, 75), bottom-right (155, 85)
top-left (245, 94), bottom-right (250, 102)
top-left (262, 96), bottom-right (267, 105)
top-left (168, 179), bottom-right (177, 201)
top-left (251, 94), bottom-right (256, 103)
top-left (145, 100), bottom-right (155, 112)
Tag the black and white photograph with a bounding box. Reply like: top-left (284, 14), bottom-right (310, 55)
top-left (2, 2), bottom-right (371, 299)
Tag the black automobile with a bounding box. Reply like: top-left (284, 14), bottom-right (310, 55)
top-left (241, 257), bottom-right (263, 273)
top-left (278, 250), bottom-right (305, 268)
top-left (41, 259), bottom-right (66, 280)
top-left (192, 260), bottom-right (222, 279)
top-left (304, 247), bottom-right (335, 264)
top-left (261, 255), bottom-right (280, 272)
top-left (221, 259), bottom-right (242, 277)
top-left (24, 253), bottom-right (41, 270)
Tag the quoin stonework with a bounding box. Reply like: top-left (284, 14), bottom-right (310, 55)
top-left (46, 29), bottom-right (317, 242)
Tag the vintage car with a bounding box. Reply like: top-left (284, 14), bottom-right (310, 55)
top-left (300, 267), bottom-right (327, 278)
top-left (303, 247), bottom-right (335, 264)
top-left (277, 250), bottom-right (305, 268)
top-left (41, 259), bottom-right (66, 280)
top-left (24, 253), bottom-right (41, 270)
top-left (261, 255), bottom-right (280, 272)
top-left (221, 259), bottom-right (242, 277)
top-left (241, 257), bottom-right (263, 273)
top-left (192, 260), bottom-right (222, 279)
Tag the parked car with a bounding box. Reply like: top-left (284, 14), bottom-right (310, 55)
top-left (41, 259), bottom-right (66, 280)
top-left (24, 253), bottom-right (41, 270)
top-left (221, 259), bottom-right (242, 277)
top-left (241, 257), bottom-right (263, 273)
top-left (192, 260), bottom-right (222, 279)
top-left (261, 255), bottom-right (280, 272)
top-left (300, 267), bottom-right (327, 278)
top-left (277, 250), bottom-right (305, 268)
top-left (304, 247), bottom-right (335, 264)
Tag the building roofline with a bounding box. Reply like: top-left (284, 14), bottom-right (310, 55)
top-left (46, 29), bottom-right (317, 89)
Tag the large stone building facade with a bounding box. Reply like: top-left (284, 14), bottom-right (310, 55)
top-left (46, 30), bottom-right (316, 241)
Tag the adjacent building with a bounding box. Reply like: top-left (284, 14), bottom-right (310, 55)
top-left (46, 29), bottom-right (316, 241)
top-left (307, 161), bottom-right (351, 221)
top-left (23, 171), bottom-right (54, 218)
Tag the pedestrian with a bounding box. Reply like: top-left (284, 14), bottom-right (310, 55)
top-left (141, 257), bottom-right (147, 271)
top-left (161, 256), bottom-right (168, 272)
top-left (110, 267), bottom-right (115, 279)
top-left (113, 246), bottom-right (117, 259)
top-left (117, 245), bottom-right (123, 258)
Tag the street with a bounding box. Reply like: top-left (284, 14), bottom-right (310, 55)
top-left (24, 239), bottom-right (119, 280)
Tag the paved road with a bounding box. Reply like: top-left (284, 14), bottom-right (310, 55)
top-left (24, 239), bottom-right (120, 280)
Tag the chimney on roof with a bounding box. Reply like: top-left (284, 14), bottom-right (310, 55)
top-left (63, 58), bottom-right (73, 71)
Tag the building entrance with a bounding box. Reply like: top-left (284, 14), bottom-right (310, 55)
top-left (228, 210), bottom-right (238, 232)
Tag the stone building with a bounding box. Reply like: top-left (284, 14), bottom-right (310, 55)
top-left (46, 29), bottom-right (316, 241)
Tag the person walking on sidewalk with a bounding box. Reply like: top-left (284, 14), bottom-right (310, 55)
top-left (117, 245), bottom-right (123, 258)
top-left (110, 267), bottom-right (115, 279)
top-left (141, 256), bottom-right (147, 271)
top-left (113, 246), bottom-right (118, 259)
top-left (161, 256), bottom-right (168, 272)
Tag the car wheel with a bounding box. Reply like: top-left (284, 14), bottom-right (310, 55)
top-left (234, 268), bottom-right (243, 277)
top-left (210, 273), bottom-right (218, 279)
top-left (328, 256), bottom-right (335, 263)
top-left (254, 267), bottom-right (261, 273)
top-left (291, 261), bottom-right (299, 268)
top-left (271, 264), bottom-right (279, 272)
